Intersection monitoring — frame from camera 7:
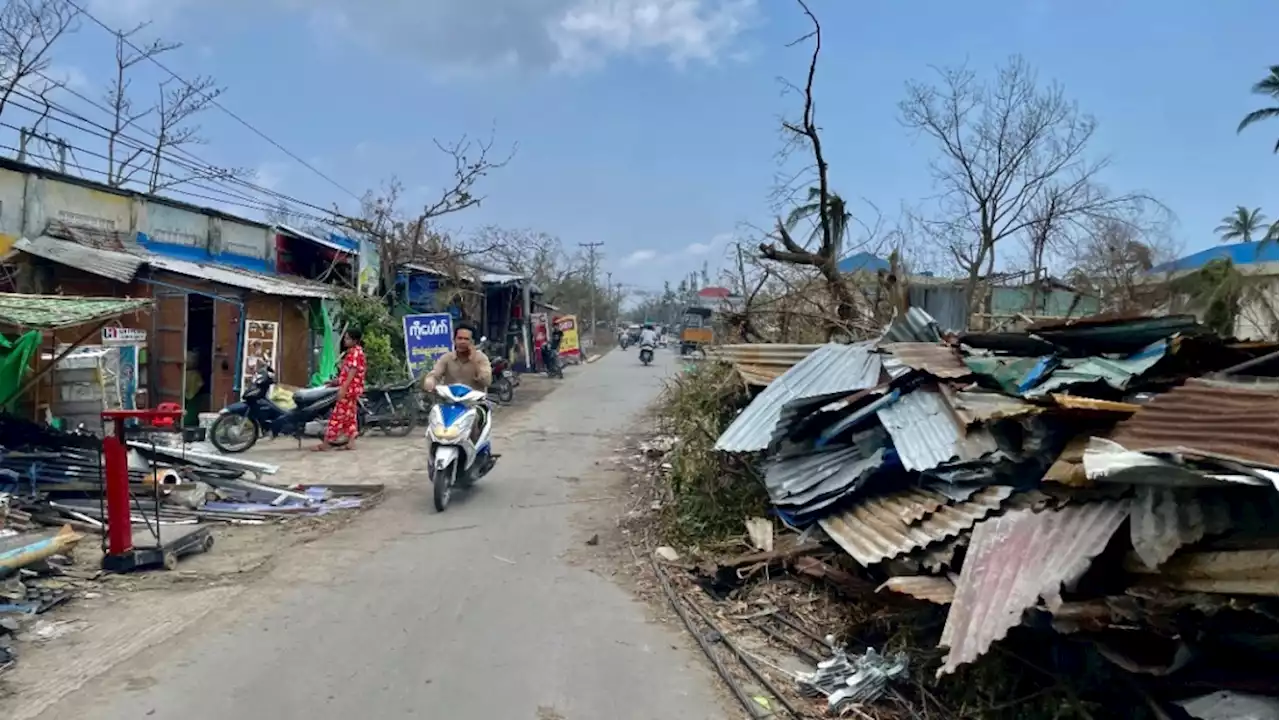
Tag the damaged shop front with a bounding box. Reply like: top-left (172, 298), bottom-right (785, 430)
top-left (694, 309), bottom-right (1279, 716)
top-left (8, 237), bottom-right (335, 427)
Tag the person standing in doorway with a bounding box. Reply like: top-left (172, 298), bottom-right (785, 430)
top-left (316, 328), bottom-right (366, 451)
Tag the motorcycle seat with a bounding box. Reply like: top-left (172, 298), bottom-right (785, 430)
top-left (293, 386), bottom-right (338, 405)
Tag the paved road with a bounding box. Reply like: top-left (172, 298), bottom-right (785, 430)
top-left (35, 348), bottom-right (725, 720)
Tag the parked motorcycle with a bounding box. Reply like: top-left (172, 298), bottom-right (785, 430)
top-left (540, 342), bottom-right (564, 379)
top-left (362, 378), bottom-right (418, 437)
top-left (209, 367), bottom-right (344, 453)
top-left (426, 384), bottom-right (499, 512)
top-left (489, 355), bottom-right (515, 404)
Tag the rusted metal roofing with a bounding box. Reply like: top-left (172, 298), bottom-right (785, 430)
top-left (877, 343), bottom-right (969, 379)
top-left (1108, 378), bottom-right (1280, 468)
top-left (876, 386), bottom-right (999, 472)
top-left (706, 343), bottom-right (822, 387)
top-left (714, 343), bottom-right (882, 453)
top-left (938, 501), bottom-right (1130, 676)
top-left (148, 256), bottom-right (337, 299)
top-left (878, 576), bottom-right (956, 604)
top-left (893, 536), bottom-right (967, 573)
top-left (938, 386), bottom-right (1042, 425)
top-left (1048, 394), bottom-right (1140, 414)
top-left (14, 235), bottom-right (145, 283)
top-left (820, 485), bottom-right (1014, 566)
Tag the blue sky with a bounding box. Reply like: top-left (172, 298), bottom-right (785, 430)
top-left (20, 0), bottom-right (1280, 293)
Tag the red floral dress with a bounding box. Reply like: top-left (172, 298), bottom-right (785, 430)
top-left (324, 345), bottom-right (366, 443)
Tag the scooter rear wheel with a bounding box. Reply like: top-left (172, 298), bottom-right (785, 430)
top-left (209, 414), bottom-right (259, 453)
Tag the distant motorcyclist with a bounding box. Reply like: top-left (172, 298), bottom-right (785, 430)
top-left (639, 324), bottom-right (658, 348)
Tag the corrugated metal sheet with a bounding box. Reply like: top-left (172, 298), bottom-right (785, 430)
top-left (938, 501), bottom-right (1130, 676)
top-left (278, 223), bottom-right (353, 254)
top-left (938, 386), bottom-right (1042, 425)
top-left (0, 293), bottom-right (149, 329)
top-left (1129, 486), bottom-right (1233, 570)
top-left (820, 485), bottom-right (1014, 566)
top-left (908, 284), bottom-right (967, 333)
top-left (876, 386), bottom-right (999, 471)
top-left (1108, 378), bottom-right (1280, 468)
top-left (14, 235), bottom-right (144, 283)
top-left (1025, 340), bottom-right (1169, 397)
top-left (877, 343), bottom-right (970, 378)
top-left (878, 576), bottom-right (956, 604)
top-left (147, 256), bottom-right (336, 299)
top-left (707, 343), bottom-right (822, 387)
top-left (715, 343), bottom-right (881, 452)
top-left (895, 536), bottom-right (967, 573)
top-left (880, 306), bottom-right (943, 343)
top-left (764, 445), bottom-right (885, 513)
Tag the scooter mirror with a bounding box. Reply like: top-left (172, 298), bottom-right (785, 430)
top-left (480, 336), bottom-right (488, 343)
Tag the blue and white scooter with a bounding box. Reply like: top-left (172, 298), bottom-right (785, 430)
top-left (426, 383), bottom-right (498, 511)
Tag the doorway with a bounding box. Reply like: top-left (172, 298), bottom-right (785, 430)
top-left (185, 294), bottom-right (214, 426)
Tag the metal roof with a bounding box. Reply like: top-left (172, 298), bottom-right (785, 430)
top-left (937, 386), bottom-right (1042, 425)
top-left (877, 576), bottom-right (956, 604)
top-left (938, 501), bottom-right (1130, 676)
top-left (820, 485), bottom-right (1014, 566)
top-left (876, 386), bottom-right (999, 472)
top-left (714, 343), bottom-right (882, 452)
top-left (880, 306), bottom-right (943, 344)
top-left (1108, 378), bottom-right (1280, 468)
top-left (0, 293), bottom-right (150, 329)
top-left (764, 445), bottom-right (886, 515)
top-left (1129, 485), bottom-right (1233, 570)
top-left (877, 343), bottom-right (970, 378)
top-left (1177, 691), bottom-right (1280, 720)
top-left (277, 223), bottom-right (355, 254)
top-left (1123, 547), bottom-right (1279, 596)
top-left (146, 255), bottom-right (337, 299)
top-left (706, 343), bottom-right (823, 387)
top-left (14, 235), bottom-right (145, 283)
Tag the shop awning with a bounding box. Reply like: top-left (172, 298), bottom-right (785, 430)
top-left (277, 224), bottom-right (358, 255)
top-left (147, 256), bottom-right (338, 299)
top-left (13, 235), bottom-right (146, 284)
top-left (0, 293), bottom-right (150, 329)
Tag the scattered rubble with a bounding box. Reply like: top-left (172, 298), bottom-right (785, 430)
top-left (630, 308), bottom-right (1278, 718)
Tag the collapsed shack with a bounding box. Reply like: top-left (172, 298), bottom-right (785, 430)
top-left (0, 412), bottom-right (381, 674)
top-left (646, 308), bottom-right (1278, 718)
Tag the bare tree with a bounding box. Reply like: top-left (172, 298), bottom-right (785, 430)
top-left (901, 56), bottom-right (1151, 313)
top-left (0, 0), bottom-right (78, 120)
top-left (1064, 217), bottom-right (1177, 314)
top-left (147, 76), bottom-right (251, 192)
top-left (755, 0), bottom-right (867, 340)
top-left (103, 23), bottom-right (178, 187)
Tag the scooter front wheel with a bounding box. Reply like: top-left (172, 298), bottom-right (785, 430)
top-left (433, 461), bottom-right (456, 512)
top-left (209, 414), bottom-right (259, 453)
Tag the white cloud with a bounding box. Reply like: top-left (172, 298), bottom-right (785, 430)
top-left (118, 0), bottom-right (755, 77)
top-left (684, 231), bottom-right (733, 256)
top-left (685, 242), bottom-right (711, 255)
top-left (622, 248), bottom-right (658, 266)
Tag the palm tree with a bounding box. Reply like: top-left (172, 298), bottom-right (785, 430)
top-left (1237, 65), bottom-right (1279, 153)
top-left (784, 187), bottom-right (851, 257)
top-left (1215, 206), bottom-right (1270, 243)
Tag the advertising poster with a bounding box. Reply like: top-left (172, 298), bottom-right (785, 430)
top-left (102, 326), bottom-right (144, 409)
top-left (242, 320), bottom-right (279, 380)
top-left (555, 315), bottom-right (581, 361)
top-left (402, 313), bottom-right (454, 378)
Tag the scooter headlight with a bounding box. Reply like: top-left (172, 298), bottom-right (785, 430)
top-left (428, 407), bottom-right (474, 441)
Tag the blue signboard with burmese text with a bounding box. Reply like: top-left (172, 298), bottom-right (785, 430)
top-left (402, 313), bottom-right (454, 379)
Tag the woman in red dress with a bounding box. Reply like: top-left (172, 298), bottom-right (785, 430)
top-left (317, 328), bottom-right (366, 451)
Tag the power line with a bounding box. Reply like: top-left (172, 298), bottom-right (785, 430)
top-left (579, 241), bottom-right (603, 336)
top-left (6, 80), bottom-right (345, 220)
top-left (62, 0), bottom-right (361, 201)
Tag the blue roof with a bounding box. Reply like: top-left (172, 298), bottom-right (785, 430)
top-left (837, 251), bottom-right (890, 274)
top-left (1151, 241), bottom-right (1278, 274)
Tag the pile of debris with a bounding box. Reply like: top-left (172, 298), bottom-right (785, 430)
top-left (706, 309), bottom-right (1278, 714)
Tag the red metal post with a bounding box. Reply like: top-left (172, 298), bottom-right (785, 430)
top-left (99, 409), bottom-right (183, 560)
top-left (102, 415), bottom-right (133, 556)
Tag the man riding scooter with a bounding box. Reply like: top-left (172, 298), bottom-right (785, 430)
top-left (638, 323), bottom-right (658, 366)
top-left (423, 323), bottom-right (493, 441)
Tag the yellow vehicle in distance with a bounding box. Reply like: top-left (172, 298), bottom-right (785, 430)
top-left (679, 306), bottom-right (713, 355)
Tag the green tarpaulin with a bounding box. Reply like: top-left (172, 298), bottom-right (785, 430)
top-left (0, 330), bottom-right (40, 411)
top-left (309, 299), bottom-right (338, 387)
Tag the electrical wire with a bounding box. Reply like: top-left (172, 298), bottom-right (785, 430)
top-left (61, 0), bottom-right (362, 201)
top-left (12, 74), bottom-right (345, 219)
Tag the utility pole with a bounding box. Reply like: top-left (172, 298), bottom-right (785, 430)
top-left (605, 271), bottom-right (613, 328)
top-left (579, 241), bottom-right (604, 339)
